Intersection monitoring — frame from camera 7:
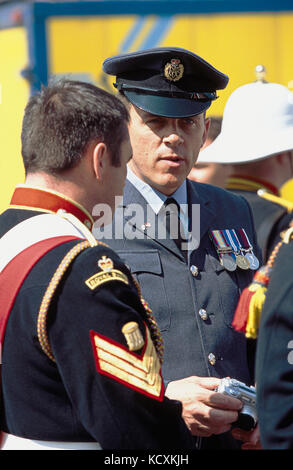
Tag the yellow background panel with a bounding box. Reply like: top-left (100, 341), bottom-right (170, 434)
top-left (161, 13), bottom-right (293, 116)
top-left (47, 16), bottom-right (138, 84)
top-left (48, 13), bottom-right (293, 117)
top-left (0, 27), bottom-right (28, 212)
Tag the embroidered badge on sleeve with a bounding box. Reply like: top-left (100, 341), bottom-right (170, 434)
top-left (85, 255), bottom-right (129, 290)
top-left (90, 324), bottom-right (164, 401)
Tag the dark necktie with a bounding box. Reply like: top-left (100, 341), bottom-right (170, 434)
top-left (163, 197), bottom-right (188, 261)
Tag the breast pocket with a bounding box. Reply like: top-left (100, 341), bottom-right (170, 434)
top-left (116, 250), bottom-right (171, 331)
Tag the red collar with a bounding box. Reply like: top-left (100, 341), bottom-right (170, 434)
top-left (9, 186), bottom-right (94, 231)
top-left (226, 175), bottom-right (279, 196)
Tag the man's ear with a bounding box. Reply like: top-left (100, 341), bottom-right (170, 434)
top-left (201, 117), bottom-right (211, 148)
top-left (92, 142), bottom-right (109, 181)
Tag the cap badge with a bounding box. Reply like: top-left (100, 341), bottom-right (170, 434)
top-left (164, 58), bottom-right (184, 82)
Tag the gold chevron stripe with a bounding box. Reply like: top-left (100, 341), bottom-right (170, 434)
top-left (97, 348), bottom-right (159, 385)
top-left (93, 327), bottom-right (163, 399)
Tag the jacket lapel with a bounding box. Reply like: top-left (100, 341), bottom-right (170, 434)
top-left (121, 179), bottom-right (217, 256)
top-left (187, 180), bottom-right (217, 244)
top-left (122, 180), bottom-right (185, 259)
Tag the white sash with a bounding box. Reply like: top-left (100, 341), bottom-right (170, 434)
top-left (1, 433), bottom-right (101, 450)
top-left (0, 212), bottom-right (96, 273)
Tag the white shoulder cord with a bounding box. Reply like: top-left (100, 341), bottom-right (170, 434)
top-left (56, 209), bottom-right (98, 247)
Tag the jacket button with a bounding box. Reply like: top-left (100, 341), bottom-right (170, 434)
top-left (198, 308), bottom-right (208, 321)
top-left (190, 265), bottom-right (199, 277)
top-left (208, 353), bottom-right (216, 365)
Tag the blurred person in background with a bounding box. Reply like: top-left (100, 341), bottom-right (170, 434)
top-left (232, 202), bottom-right (293, 448)
top-left (188, 116), bottom-right (231, 188)
top-left (199, 66), bottom-right (293, 262)
top-left (255, 219), bottom-right (293, 449)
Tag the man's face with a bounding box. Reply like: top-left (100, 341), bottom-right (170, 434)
top-left (128, 105), bottom-right (210, 195)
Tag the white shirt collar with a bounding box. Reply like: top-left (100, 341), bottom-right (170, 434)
top-left (127, 166), bottom-right (189, 232)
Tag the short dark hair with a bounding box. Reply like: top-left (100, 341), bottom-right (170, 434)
top-left (117, 91), bottom-right (131, 109)
top-left (21, 79), bottom-right (129, 174)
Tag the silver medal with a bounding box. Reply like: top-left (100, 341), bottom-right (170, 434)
top-left (245, 252), bottom-right (259, 270)
top-left (221, 253), bottom-right (237, 271)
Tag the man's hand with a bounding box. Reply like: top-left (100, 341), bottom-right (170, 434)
top-left (231, 426), bottom-right (262, 449)
top-left (165, 376), bottom-right (243, 437)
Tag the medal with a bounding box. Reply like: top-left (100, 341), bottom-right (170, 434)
top-left (236, 254), bottom-right (250, 270)
top-left (223, 229), bottom-right (250, 270)
top-left (210, 229), bottom-right (239, 272)
top-left (221, 253), bottom-right (237, 271)
top-left (245, 252), bottom-right (260, 270)
top-left (210, 228), bottom-right (260, 272)
top-left (210, 230), bottom-right (233, 271)
top-left (236, 228), bottom-right (260, 270)
top-left (228, 229), bottom-right (255, 270)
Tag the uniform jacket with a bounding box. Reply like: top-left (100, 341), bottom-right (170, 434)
top-left (107, 179), bottom-right (259, 385)
top-left (0, 187), bottom-right (194, 450)
top-left (255, 238), bottom-right (293, 449)
top-left (106, 179), bottom-right (261, 449)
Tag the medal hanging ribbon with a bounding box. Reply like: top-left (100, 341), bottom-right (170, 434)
top-left (209, 230), bottom-right (237, 271)
top-left (221, 230), bottom-right (248, 270)
top-left (236, 228), bottom-right (259, 270)
top-left (225, 229), bottom-right (250, 270)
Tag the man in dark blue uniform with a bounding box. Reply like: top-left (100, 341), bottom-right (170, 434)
top-left (232, 208), bottom-right (293, 448)
top-left (255, 221), bottom-right (293, 449)
top-left (102, 47), bottom-right (261, 449)
top-left (199, 67), bottom-right (293, 262)
top-left (0, 79), bottom-right (194, 449)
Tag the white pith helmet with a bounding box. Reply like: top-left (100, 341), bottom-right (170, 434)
top-left (198, 66), bottom-right (293, 164)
